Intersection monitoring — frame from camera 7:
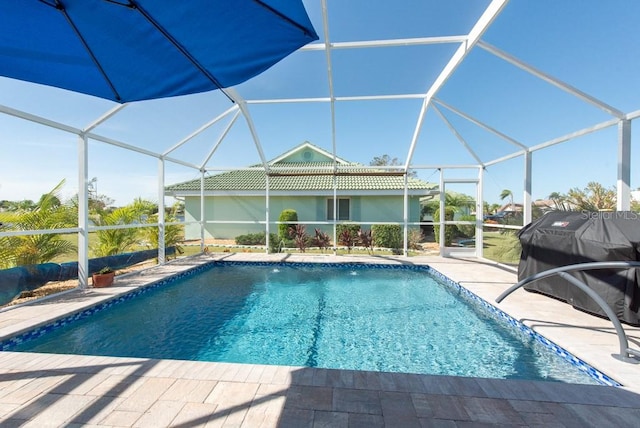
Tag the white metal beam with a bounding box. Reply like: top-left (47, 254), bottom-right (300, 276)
top-left (477, 41), bottom-right (625, 119)
top-left (265, 174), bottom-right (270, 254)
top-left (200, 171), bottom-right (205, 252)
top-left (431, 103), bottom-right (485, 165)
top-left (0, 103), bottom-right (81, 135)
top-left (163, 104), bottom-right (239, 157)
top-left (83, 103), bottom-right (128, 133)
top-left (0, 102), bottom-right (202, 170)
top-left (77, 134), bottom-right (89, 289)
top-left (486, 114), bottom-right (623, 167)
top-left (321, 0), bottom-right (339, 170)
top-left (84, 132), bottom-right (199, 169)
top-left (246, 94), bottom-right (424, 104)
top-left (523, 151), bottom-right (532, 225)
top-left (200, 110), bottom-right (241, 170)
top-left (425, 0), bottom-right (510, 101)
top-left (403, 173), bottom-right (409, 257)
top-left (225, 88), bottom-right (269, 169)
top-left (300, 35), bottom-right (468, 51)
top-left (336, 94), bottom-right (425, 102)
top-left (484, 150), bottom-right (524, 167)
top-left (410, 164), bottom-right (482, 170)
top-left (438, 169), bottom-right (445, 256)
top-left (527, 117), bottom-right (620, 153)
top-left (433, 99), bottom-right (527, 149)
top-left (247, 97), bottom-right (331, 104)
top-left (157, 158), bottom-right (166, 264)
top-left (617, 120), bottom-right (631, 211)
top-left (404, 0), bottom-right (511, 171)
top-left (476, 168), bottom-right (484, 258)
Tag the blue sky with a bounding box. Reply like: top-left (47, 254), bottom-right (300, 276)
top-left (1, 0), bottom-right (639, 206)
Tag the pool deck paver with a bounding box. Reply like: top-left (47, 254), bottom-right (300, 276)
top-left (0, 253), bottom-right (639, 426)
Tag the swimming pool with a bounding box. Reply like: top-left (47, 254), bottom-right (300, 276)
top-left (2, 261), bottom-right (611, 385)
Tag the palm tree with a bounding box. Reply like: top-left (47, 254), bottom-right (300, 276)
top-left (548, 192), bottom-right (571, 211)
top-left (445, 192), bottom-right (475, 213)
top-left (141, 210), bottom-right (185, 258)
top-left (500, 189), bottom-right (514, 211)
top-left (91, 206), bottom-right (142, 257)
top-left (0, 180), bottom-right (77, 268)
top-left (566, 182), bottom-right (616, 211)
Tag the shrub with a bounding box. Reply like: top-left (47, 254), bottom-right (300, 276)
top-left (433, 207), bottom-right (455, 246)
top-left (290, 224), bottom-right (309, 252)
top-left (312, 228), bottom-right (331, 252)
top-left (336, 224), bottom-right (360, 243)
top-left (268, 233), bottom-right (286, 253)
top-left (235, 232), bottom-right (266, 245)
top-left (456, 214), bottom-right (476, 238)
top-left (407, 228), bottom-right (424, 250)
top-left (278, 209), bottom-right (298, 240)
top-left (142, 213), bottom-right (184, 258)
top-left (357, 229), bottom-right (373, 254)
top-left (92, 206), bottom-right (141, 257)
top-left (339, 228), bottom-right (356, 253)
top-left (372, 224), bottom-right (402, 249)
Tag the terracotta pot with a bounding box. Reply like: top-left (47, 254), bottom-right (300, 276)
top-left (92, 271), bottom-right (115, 287)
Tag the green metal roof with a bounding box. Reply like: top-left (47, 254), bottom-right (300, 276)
top-left (166, 162), bottom-right (436, 193)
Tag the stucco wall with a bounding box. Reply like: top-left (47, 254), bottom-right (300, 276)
top-left (183, 194), bottom-right (422, 240)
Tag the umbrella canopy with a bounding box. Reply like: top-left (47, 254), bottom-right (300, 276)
top-left (0, 0), bottom-right (317, 103)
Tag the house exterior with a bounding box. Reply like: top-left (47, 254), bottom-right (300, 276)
top-left (165, 142), bottom-right (438, 240)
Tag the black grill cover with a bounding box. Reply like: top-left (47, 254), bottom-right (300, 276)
top-left (518, 211), bottom-right (640, 325)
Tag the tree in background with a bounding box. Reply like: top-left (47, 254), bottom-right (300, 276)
top-left (484, 202), bottom-right (501, 215)
top-left (278, 209), bottom-right (298, 240)
top-left (499, 189), bottom-right (514, 211)
top-left (0, 180), bottom-right (77, 268)
top-left (91, 205), bottom-right (144, 257)
top-left (3, 199), bottom-right (37, 211)
top-left (141, 201), bottom-right (185, 258)
top-left (547, 192), bottom-right (572, 211)
top-left (445, 192), bottom-right (475, 214)
top-left (566, 182), bottom-right (616, 211)
top-left (131, 197), bottom-right (158, 217)
top-left (370, 154), bottom-right (417, 178)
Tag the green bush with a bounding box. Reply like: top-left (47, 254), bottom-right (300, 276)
top-left (336, 224), bottom-right (360, 244)
top-left (372, 224), bottom-right (402, 249)
top-left (456, 214), bottom-right (476, 238)
top-left (433, 207), bottom-right (455, 246)
top-left (268, 233), bottom-right (286, 253)
top-left (278, 209), bottom-right (298, 239)
top-left (234, 232), bottom-right (293, 252)
top-left (235, 232), bottom-right (266, 245)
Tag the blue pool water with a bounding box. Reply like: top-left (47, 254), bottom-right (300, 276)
top-left (7, 262), bottom-right (602, 384)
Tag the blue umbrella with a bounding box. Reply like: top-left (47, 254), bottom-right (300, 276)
top-left (0, 0), bottom-right (317, 102)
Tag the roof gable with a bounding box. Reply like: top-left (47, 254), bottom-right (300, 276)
top-left (269, 142), bottom-right (348, 165)
top-left (165, 142), bottom-right (438, 194)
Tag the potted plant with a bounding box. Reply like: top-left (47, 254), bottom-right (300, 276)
top-left (92, 267), bottom-right (115, 288)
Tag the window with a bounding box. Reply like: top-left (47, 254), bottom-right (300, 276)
top-left (327, 198), bottom-right (350, 221)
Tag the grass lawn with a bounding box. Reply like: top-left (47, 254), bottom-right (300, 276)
top-left (482, 231), bottom-right (521, 265)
